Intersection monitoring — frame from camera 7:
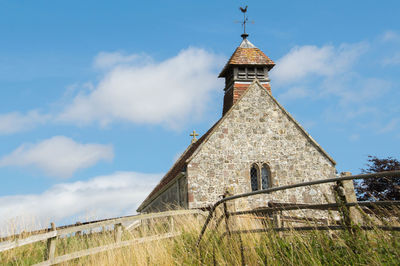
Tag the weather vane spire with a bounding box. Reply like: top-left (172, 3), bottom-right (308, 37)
top-left (239, 5), bottom-right (249, 39)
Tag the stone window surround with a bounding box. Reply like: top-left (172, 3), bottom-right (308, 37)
top-left (249, 162), bottom-right (273, 191)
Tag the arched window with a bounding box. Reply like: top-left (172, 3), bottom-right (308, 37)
top-left (250, 165), bottom-right (259, 191)
top-left (261, 164), bottom-right (271, 189)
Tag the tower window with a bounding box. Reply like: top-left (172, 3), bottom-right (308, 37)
top-left (247, 68), bottom-right (255, 79)
top-left (256, 68), bottom-right (265, 79)
top-left (238, 67), bottom-right (246, 79)
top-left (250, 164), bottom-right (259, 191)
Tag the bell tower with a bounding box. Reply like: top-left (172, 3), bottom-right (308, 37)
top-left (219, 35), bottom-right (275, 115)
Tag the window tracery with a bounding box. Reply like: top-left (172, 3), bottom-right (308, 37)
top-left (250, 164), bottom-right (259, 191)
top-left (249, 163), bottom-right (272, 191)
top-left (261, 164), bottom-right (270, 190)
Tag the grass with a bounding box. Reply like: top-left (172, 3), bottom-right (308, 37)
top-left (1, 207), bottom-right (399, 265)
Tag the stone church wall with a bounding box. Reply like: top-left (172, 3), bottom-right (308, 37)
top-left (141, 175), bottom-right (187, 213)
top-left (187, 83), bottom-right (336, 217)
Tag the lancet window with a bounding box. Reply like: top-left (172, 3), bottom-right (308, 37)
top-left (250, 164), bottom-right (259, 191)
top-left (249, 163), bottom-right (272, 191)
top-left (261, 164), bottom-right (270, 190)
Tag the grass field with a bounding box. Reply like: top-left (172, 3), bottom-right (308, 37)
top-left (1, 207), bottom-right (399, 265)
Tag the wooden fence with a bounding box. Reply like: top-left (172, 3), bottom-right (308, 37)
top-left (0, 209), bottom-right (206, 265)
top-left (1, 170), bottom-right (399, 265)
top-left (197, 170), bottom-right (400, 246)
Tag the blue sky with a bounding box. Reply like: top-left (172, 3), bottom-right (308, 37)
top-left (0, 0), bottom-right (399, 233)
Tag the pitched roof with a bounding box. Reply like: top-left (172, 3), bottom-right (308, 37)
top-left (136, 120), bottom-right (221, 212)
top-left (219, 38), bottom-right (275, 77)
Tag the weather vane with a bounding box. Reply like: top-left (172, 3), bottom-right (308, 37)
top-left (239, 5), bottom-right (251, 39)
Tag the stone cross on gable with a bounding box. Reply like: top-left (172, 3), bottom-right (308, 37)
top-left (190, 130), bottom-right (199, 144)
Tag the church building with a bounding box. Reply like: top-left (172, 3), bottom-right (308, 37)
top-left (137, 34), bottom-right (337, 213)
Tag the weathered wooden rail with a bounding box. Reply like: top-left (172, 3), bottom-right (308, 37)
top-left (197, 170), bottom-right (400, 246)
top-left (0, 209), bottom-right (206, 265)
top-left (213, 200), bottom-right (400, 229)
top-left (35, 232), bottom-right (180, 266)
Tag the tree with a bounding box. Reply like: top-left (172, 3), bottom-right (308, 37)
top-left (355, 155), bottom-right (400, 201)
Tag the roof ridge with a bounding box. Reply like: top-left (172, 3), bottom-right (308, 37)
top-left (187, 80), bottom-right (336, 166)
top-left (252, 80), bottom-right (336, 166)
top-left (136, 119), bottom-right (222, 212)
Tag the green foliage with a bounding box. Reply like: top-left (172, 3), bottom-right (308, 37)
top-left (356, 155), bottom-right (400, 201)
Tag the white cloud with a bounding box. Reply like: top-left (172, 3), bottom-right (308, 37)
top-left (349, 134), bottom-right (360, 141)
top-left (378, 118), bottom-right (400, 134)
top-left (270, 38), bottom-right (400, 135)
top-left (380, 30), bottom-right (400, 42)
top-left (0, 171), bottom-right (161, 235)
top-left (59, 48), bottom-right (223, 128)
top-left (321, 77), bottom-right (391, 106)
top-left (271, 43), bottom-right (368, 86)
top-left (382, 52), bottom-right (400, 66)
top-left (0, 110), bottom-right (50, 135)
top-left (271, 42), bottom-right (390, 109)
top-left (93, 51), bottom-right (152, 70)
top-left (278, 86), bottom-right (310, 102)
top-left (0, 136), bottom-right (113, 178)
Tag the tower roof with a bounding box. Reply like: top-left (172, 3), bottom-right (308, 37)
top-left (219, 38), bottom-right (275, 78)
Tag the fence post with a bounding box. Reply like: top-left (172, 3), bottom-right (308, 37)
top-left (75, 221), bottom-right (82, 236)
top-left (169, 216), bottom-right (175, 232)
top-left (115, 223), bottom-right (123, 243)
top-left (335, 172), bottom-right (363, 226)
top-left (141, 219), bottom-right (147, 237)
top-left (222, 190), bottom-right (244, 265)
top-left (273, 211), bottom-right (283, 237)
top-left (222, 191), bottom-right (234, 236)
top-left (45, 222), bottom-right (57, 263)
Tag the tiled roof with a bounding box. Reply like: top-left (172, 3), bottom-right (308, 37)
top-left (229, 47), bottom-right (275, 65)
top-left (219, 39), bottom-right (275, 77)
top-left (136, 119), bottom-right (221, 212)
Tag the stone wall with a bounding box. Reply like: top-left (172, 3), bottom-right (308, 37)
top-left (141, 175), bottom-right (187, 213)
top-left (187, 82), bottom-right (336, 216)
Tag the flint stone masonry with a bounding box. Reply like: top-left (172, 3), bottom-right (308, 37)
top-left (187, 81), bottom-right (336, 213)
top-left (223, 83), bottom-right (272, 115)
top-left (141, 175), bottom-right (187, 213)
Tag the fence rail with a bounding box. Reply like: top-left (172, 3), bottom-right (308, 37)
top-left (0, 209), bottom-right (206, 265)
top-left (197, 170), bottom-right (400, 246)
top-left (221, 225), bottom-right (400, 239)
top-left (213, 200), bottom-right (400, 230)
top-left (232, 200), bottom-right (400, 214)
top-left (34, 232), bottom-right (181, 266)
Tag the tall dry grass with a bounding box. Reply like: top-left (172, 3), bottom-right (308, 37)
top-left (1, 206), bottom-right (399, 265)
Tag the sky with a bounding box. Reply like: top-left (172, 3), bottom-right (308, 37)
top-left (0, 0), bottom-right (399, 234)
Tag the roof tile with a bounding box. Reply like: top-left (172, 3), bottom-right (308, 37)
top-left (219, 40), bottom-right (275, 77)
